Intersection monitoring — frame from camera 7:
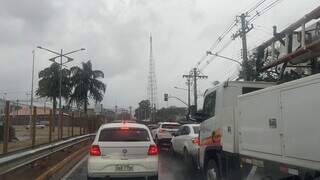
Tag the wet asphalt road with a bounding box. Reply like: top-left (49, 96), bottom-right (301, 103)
top-left (63, 148), bottom-right (204, 180)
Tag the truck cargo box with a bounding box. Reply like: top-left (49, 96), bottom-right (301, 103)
top-left (238, 74), bottom-right (320, 171)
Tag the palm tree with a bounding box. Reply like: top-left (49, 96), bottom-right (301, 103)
top-left (36, 63), bottom-right (72, 130)
top-left (69, 60), bottom-right (106, 114)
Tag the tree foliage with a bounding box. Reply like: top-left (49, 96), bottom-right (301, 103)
top-left (134, 100), bottom-right (151, 121)
top-left (239, 50), bottom-right (303, 83)
top-left (156, 106), bottom-right (187, 122)
top-left (69, 60), bottom-right (106, 114)
top-left (36, 62), bottom-right (71, 116)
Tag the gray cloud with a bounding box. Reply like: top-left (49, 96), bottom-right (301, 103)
top-left (0, 0), bottom-right (318, 109)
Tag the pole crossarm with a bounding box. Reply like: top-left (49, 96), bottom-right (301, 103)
top-left (37, 46), bottom-right (85, 63)
top-left (232, 14), bottom-right (254, 40)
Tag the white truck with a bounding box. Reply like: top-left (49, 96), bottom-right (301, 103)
top-left (195, 74), bottom-right (320, 180)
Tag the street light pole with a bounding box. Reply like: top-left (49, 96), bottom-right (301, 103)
top-left (30, 50), bottom-right (35, 127)
top-left (59, 49), bottom-right (63, 139)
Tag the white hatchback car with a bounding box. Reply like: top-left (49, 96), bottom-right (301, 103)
top-left (87, 122), bottom-right (159, 180)
top-left (171, 124), bottom-right (200, 167)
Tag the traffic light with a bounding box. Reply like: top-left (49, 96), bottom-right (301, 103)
top-left (164, 93), bottom-right (168, 101)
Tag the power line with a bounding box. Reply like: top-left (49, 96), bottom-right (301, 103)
top-left (248, 0), bottom-right (284, 22)
top-left (195, 21), bottom-right (238, 68)
top-left (246, 0), bottom-right (268, 14)
top-left (199, 38), bottom-right (235, 72)
top-left (191, 0), bottom-right (285, 76)
top-left (194, 0), bottom-right (271, 70)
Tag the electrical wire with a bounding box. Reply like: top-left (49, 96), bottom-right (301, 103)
top-left (191, 0), bottom-right (284, 74)
top-left (199, 38), bottom-right (235, 72)
top-left (246, 0), bottom-right (268, 14)
top-left (249, 0), bottom-right (284, 22)
top-left (194, 21), bottom-right (238, 68)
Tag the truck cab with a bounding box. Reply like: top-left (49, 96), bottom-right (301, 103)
top-left (197, 81), bottom-right (273, 179)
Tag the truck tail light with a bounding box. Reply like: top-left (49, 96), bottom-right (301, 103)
top-left (148, 144), bottom-right (158, 155)
top-left (90, 145), bottom-right (101, 156)
top-left (192, 137), bottom-right (200, 145)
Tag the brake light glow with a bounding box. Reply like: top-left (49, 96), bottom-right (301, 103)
top-left (120, 126), bottom-right (129, 130)
top-left (192, 137), bottom-right (200, 145)
top-left (121, 121), bottom-right (129, 130)
top-left (148, 144), bottom-right (158, 155)
top-left (90, 145), bottom-right (101, 156)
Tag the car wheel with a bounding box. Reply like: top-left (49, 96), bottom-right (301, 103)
top-left (155, 136), bottom-right (159, 146)
top-left (183, 148), bottom-right (191, 163)
top-left (205, 159), bottom-right (221, 180)
top-left (148, 175), bottom-right (158, 180)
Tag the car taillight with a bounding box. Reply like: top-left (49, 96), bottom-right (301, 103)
top-left (159, 128), bottom-right (165, 133)
top-left (121, 121), bottom-right (129, 130)
top-left (90, 145), bottom-right (101, 156)
top-left (148, 144), bottom-right (158, 155)
top-left (192, 137), bottom-right (200, 145)
top-left (120, 127), bottom-right (129, 130)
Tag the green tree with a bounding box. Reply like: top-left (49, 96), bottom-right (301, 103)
top-left (156, 106), bottom-right (187, 122)
top-left (134, 100), bottom-right (151, 121)
top-left (36, 63), bottom-right (71, 130)
top-left (69, 60), bottom-right (106, 114)
top-left (239, 51), bottom-right (279, 82)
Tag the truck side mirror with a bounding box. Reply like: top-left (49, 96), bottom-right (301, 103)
top-left (190, 110), bottom-right (207, 122)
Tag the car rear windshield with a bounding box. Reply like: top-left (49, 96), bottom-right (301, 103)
top-left (162, 124), bottom-right (180, 129)
top-left (98, 128), bottom-right (150, 142)
top-left (193, 126), bottom-right (200, 134)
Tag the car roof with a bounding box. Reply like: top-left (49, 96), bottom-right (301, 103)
top-left (183, 124), bottom-right (200, 127)
top-left (159, 122), bottom-right (180, 125)
top-left (99, 122), bottom-right (148, 130)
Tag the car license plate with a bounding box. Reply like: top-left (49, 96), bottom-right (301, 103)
top-left (115, 164), bottom-right (133, 171)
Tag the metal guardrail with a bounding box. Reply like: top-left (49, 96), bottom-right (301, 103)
top-left (0, 133), bottom-right (95, 175)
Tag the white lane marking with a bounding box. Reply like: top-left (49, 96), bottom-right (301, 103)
top-left (61, 155), bottom-right (88, 180)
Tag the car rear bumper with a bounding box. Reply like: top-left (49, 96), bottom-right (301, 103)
top-left (88, 171), bottom-right (157, 178)
top-left (158, 133), bottom-right (173, 139)
top-left (157, 138), bottom-right (172, 146)
top-left (87, 156), bottom-right (158, 178)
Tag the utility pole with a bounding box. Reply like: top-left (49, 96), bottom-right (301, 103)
top-left (183, 75), bottom-right (192, 116)
top-left (115, 105), bottom-right (118, 120)
top-left (187, 78), bottom-right (191, 114)
top-left (29, 50), bottom-right (35, 139)
top-left (183, 68), bottom-right (207, 113)
top-left (129, 106), bottom-right (132, 120)
top-left (16, 99), bottom-right (19, 116)
top-left (193, 68), bottom-right (198, 110)
top-left (232, 13), bottom-right (253, 81)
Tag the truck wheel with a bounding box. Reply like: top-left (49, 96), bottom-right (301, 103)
top-left (205, 159), bottom-right (220, 180)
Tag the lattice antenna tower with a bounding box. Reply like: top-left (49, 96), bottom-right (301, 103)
top-left (147, 34), bottom-right (158, 115)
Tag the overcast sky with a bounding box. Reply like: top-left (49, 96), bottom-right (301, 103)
top-left (0, 0), bottom-right (318, 110)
